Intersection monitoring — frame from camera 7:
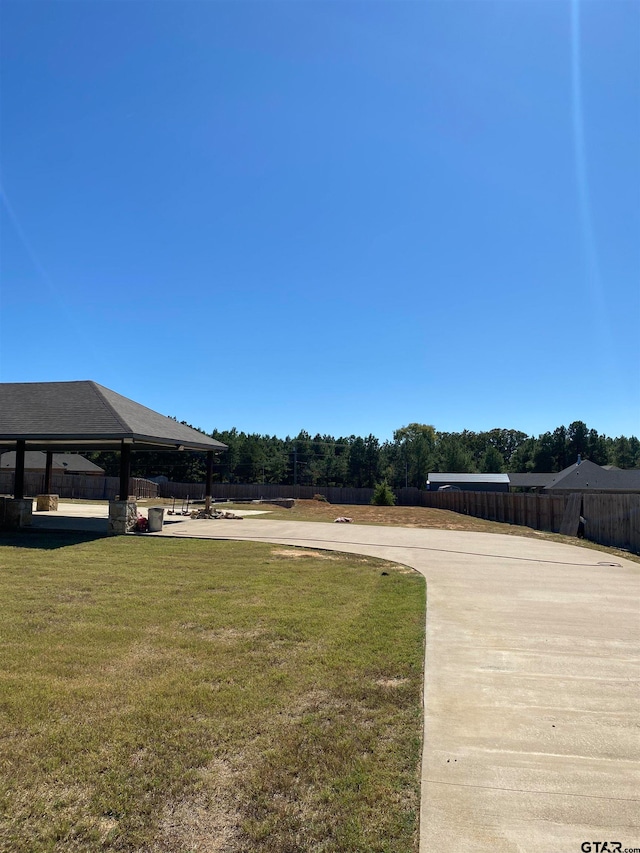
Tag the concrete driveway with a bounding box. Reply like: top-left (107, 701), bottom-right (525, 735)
top-left (28, 507), bottom-right (640, 851)
top-left (156, 518), bottom-right (639, 853)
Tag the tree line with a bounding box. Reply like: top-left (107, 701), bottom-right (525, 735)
top-left (89, 421), bottom-right (640, 488)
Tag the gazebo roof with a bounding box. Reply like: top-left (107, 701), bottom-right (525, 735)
top-left (0, 381), bottom-right (227, 453)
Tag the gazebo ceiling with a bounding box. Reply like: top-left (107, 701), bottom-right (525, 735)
top-left (0, 381), bottom-right (227, 454)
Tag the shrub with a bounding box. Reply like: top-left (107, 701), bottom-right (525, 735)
top-left (313, 493), bottom-right (329, 502)
top-left (370, 482), bottom-right (396, 506)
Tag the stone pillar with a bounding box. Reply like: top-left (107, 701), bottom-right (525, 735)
top-left (108, 500), bottom-right (138, 534)
top-left (0, 497), bottom-right (33, 530)
top-left (36, 494), bottom-right (59, 511)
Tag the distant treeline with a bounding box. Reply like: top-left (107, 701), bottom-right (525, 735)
top-left (89, 421), bottom-right (640, 488)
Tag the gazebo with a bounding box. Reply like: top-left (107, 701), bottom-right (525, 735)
top-left (0, 380), bottom-right (227, 531)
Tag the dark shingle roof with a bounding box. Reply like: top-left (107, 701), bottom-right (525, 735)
top-left (0, 381), bottom-right (227, 453)
top-left (603, 469), bottom-right (640, 490)
top-left (0, 451), bottom-right (105, 473)
top-left (507, 473), bottom-right (554, 488)
top-left (543, 460), bottom-right (640, 492)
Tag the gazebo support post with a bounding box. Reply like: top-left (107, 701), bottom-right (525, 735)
top-left (108, 441), bottom-right (137, 534)
top-left (36, 451), bottom-right (59, 512)
top-left (14, 440), bottom-right (25, 500)
top-left (119, 442), bottom-right (131, 501)
top-left (44, 451), bottom-right (53, 494)
top-left (205, 451), bottom-right (213, 512)
top-left (1, 440), bottom-right (33, 530)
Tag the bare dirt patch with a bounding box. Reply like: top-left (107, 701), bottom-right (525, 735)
top-left (270, 548), bottom-right (338, 560)
top-left (375, 677), bottom-right (409, 688)
top-left (149, 760), bottom-right (242, 853)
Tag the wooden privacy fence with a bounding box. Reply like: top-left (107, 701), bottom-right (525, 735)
top-left (158, 481), bottom-right (376, 504)
top-left (413, 489), bottom-right (569, 533)
top-left (582, 493), bottom-right (640, 554)
top-left (158, 481), bottom-right (206, 501)
top-left (410, 489), bottom-right (639, 553)
top-left (0, 473), bottom-right (158, 500)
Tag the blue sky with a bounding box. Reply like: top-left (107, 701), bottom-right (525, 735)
top-left (1, 0), bottom-right (638, 441)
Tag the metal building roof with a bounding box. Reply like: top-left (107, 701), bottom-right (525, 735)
top-left (428, 473), bottom-right (510, 484)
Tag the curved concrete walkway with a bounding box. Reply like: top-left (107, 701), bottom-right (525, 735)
top-left (157, 518), bottom-right (639, 853)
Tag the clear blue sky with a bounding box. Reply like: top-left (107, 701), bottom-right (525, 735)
top-left (1, 0), bottom-right (638, 441)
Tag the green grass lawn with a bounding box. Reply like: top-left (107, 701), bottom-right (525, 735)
top-left (0, 533), bottom-right (425, 853)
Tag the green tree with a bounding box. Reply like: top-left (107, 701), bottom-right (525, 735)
top-left (291, 431), bottom-right (314, 485)
top-left (394, 423), bottom-right (437, 487)
top-left (479, 445), bottom-right (504, 473)
top-left (237, 433), bottom-right (266, 483)
top-left (370, 481), bottom-right (396, 506)
top-left (551, 426), bottom-right (568, 471)
top-left (212, 428), bottom-right (240, 482)
top-left (567, 421), bottom-right (589, 462)
top-left (532, 433), bottom-right (555, 472)
top-left (435, 434), bottom-right (475, 473)
top-left (508, 438), bottom-right (537, 472)
top-left (611, 436), bottom-right (638, 468)
top-left (347, 436), bottom-right (368, 488)
top-left (484, 429), bottom-right (529, 466)
top-left (363, 434), bottom-right (381, 488)
top-left (587, 429), bottom-right (609, 466)
top-left (329, 439), bottom-right (350, 486)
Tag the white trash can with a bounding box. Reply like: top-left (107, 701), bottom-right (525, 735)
top-left (147, 507), bottom-right (165, 532)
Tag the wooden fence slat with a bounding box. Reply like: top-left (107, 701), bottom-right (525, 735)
top-left (631, 496), bottom-right (640, 555)
top-left (539, 495), bottom-right (550, 531)
top-left (559, 493), bottom-right (582, 536)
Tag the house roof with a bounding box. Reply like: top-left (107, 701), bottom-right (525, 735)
top-left (0, 451), bottom-right (105, 473)
top-left (600, 469), bottom-right (640, 490)
top-left (543, 460), bottom-right (616, 491)
top-left (0, 381), bottom-right (227, 453)
top-left (543, 460), bottom-right (640, 492)
top-left (507, 473), bottom-right (556, 488)
top-left (428, 473), bottom-right (510, 484)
